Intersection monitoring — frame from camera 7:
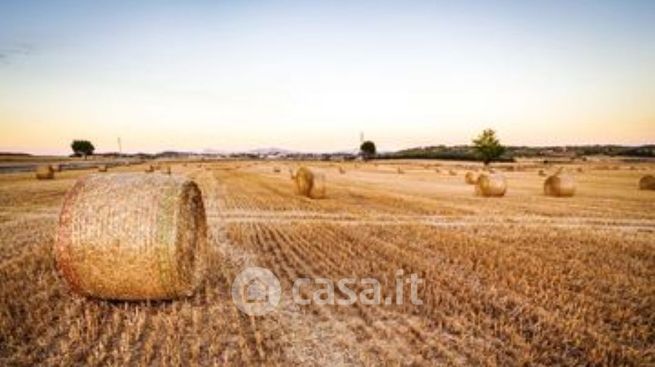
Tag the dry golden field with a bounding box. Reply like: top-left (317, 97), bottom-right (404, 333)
top-left (1, 160), bottom-right (654, 366)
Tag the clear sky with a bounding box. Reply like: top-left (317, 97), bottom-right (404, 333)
top-left (1, 0), bottom-right (654, 154)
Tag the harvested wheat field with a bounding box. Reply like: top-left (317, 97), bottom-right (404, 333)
top-left (1, 160), bottom-right (655, 366)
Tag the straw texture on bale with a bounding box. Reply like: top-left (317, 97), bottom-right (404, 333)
top-left (544, 174), bottom-right (576, 197)
top-left (35, 165), bottom-right (55, 180)
top-left (464, 171), bottom-right (479, 185)
top-left (475, 173), bottom-right (507, 197)
top-left (312, 172), bottom-right (327, 199)
top-left (54, 173), bottom-right (207, 301)
top-left (294, 167), bottom-right (314, 197)
top-left (97, 164), bottom-right (108, 172)
top-left (639, 175), bottom-right (655, 190)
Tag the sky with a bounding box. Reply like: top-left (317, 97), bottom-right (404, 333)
top-left (0, 0), bottom-right (654, 155)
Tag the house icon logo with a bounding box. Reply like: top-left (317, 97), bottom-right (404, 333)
top-left (231, 267), bottom-right (281, 316)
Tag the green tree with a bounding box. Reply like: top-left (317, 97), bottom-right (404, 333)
top-left (71, 140), bottom-right (95, 158)
top-left (472, 129), bottom-right (505, 165)
top-left (360, 140), bottom-right (376, 159)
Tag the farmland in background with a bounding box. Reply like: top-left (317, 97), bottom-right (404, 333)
top-left (1, 160), bottom-right (654, 365)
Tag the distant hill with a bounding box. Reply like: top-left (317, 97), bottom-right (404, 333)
top-left (384, 144), bottom-right (655, 161)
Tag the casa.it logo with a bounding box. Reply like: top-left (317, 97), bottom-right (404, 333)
top-left (231, 267), bottom-right (282, 316)
top-left (232, 267), bottom-right (424, 316)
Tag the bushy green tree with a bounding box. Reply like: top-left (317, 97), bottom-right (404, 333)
top-left (360, 141), bottom-right (376, 159)
top-left (71, 140), bottom-right (95, 158)
top-left (472, 129), bottom-right (505, 165)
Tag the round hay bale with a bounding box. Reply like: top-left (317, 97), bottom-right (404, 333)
top-left (312, 172), bottom-right (327, 199)
top-left (434, 168), bottom-right (441, 173)
top-left (294, 167), bottom-right (314, 197)
top-left (273, 167), bottom-right (281, 173)
top-left (464, 171), bottom-right (479, 185)
top-left (639, 175), bottom-right (655, 190)
top-left (538, 169), bottom-right (547, 177)
top-left (544, 174), bottom-right (576, 197)
top-left (475, 173), bottom-right (507, 197)
top-left (36, 165), bottom-right (55, 180)
top-left (54, 173), bottom-right (207, 300)
top-left (145, 165), bottom-right (155, 173)
top-left (98, 164), bottom-right (108, 172)
top-left (576, 167), bottom-right (584, 173)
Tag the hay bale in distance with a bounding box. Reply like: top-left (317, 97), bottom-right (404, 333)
top-left (639, 175), bottom-right (655, 190)
top-left (35, 165), bottom-right (55, 180)
top-left (145, 165), bottom-right (155, 173)
top-left (338, 166), bottom-right (346, 174)
top-left (464, 171), bottom-right (478, 185)
top-left (97, 164), bottom-right (108, 172)
top-left (54, 173), bottom-right (207, 300)
top-left (273, 167), bottom-right (281, 173)
top-left (538, 169), bottom-right (547, 177)
top-left (294, 167), bottom-right (314, 197)
top-left (544, 174), bottom-right (576, 197)
top-left (449, 169), bottom-right (457, 176)
top-left (475, 173), bottom-right (507, 197)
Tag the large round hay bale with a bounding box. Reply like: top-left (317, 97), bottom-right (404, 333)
top-left (475, 173), bottom-right (507, 197)
top-left (312, 172), bottom-right (327, 199)
top-left (35, 165), bottom-right (55, 180)
top-left (464, 171), bottom-right (478, 185)
top-left (639, 175), bottom-right (655, 190)
top-left (54, 173), bottom-right (207, 300)
top-left (544, 174), bottom-right (576, 197)
top-left (98, 164), bottom-right (108, 172)
top-left (294, 167), bottom-right (314, 197)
